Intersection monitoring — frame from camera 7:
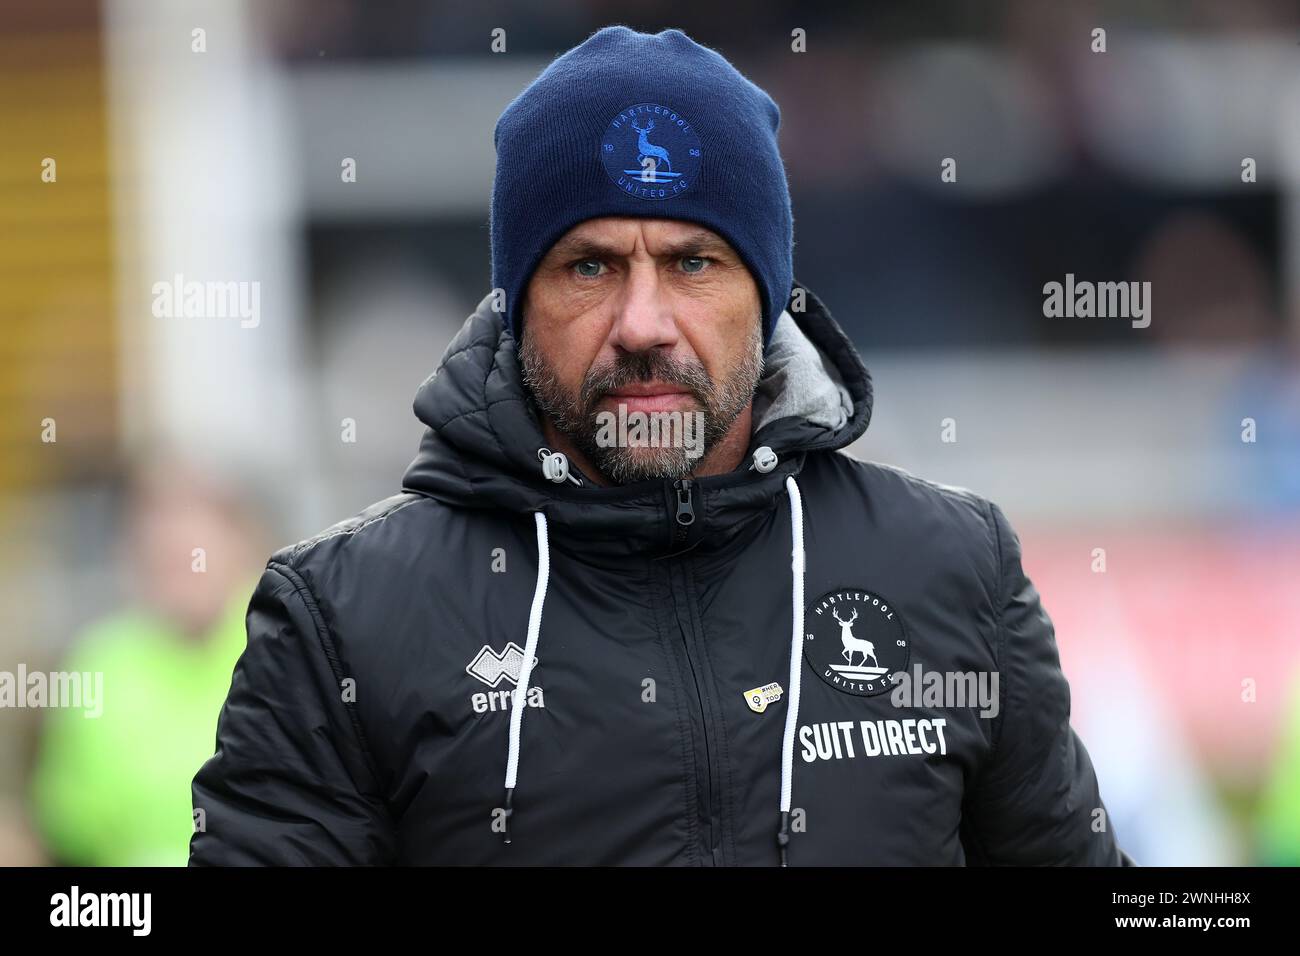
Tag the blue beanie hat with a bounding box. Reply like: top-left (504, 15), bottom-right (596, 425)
top-left (490, 26), bottom-right (794, 346)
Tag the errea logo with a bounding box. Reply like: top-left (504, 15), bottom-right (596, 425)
top-left (466, 643), bottom-right (545, 715)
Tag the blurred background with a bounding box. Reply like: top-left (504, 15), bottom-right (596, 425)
top-left (1, 0), bottom-right (1298, 866)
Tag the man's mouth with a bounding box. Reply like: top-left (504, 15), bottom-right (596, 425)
top-left (601, 382), bottom-right (695, 414)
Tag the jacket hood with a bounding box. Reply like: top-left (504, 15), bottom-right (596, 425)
top-left (400, 281), bottom-right (873, 557)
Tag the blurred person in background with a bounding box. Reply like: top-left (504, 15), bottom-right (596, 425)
top-left (28, 456), bottom-right (263, 866)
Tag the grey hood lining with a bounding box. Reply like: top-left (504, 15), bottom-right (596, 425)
top-left (753, 309), bottom-right (854, 435)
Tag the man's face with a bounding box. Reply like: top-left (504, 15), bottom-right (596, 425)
top-left (519, 217), bottom-right (764, 484)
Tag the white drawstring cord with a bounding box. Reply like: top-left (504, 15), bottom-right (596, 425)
top-left (502, 454), bottom-right (806, 862)
top-left (777, 475), bottom-right (805, 865)
top-left (502, 510), bottom-right (550, 844)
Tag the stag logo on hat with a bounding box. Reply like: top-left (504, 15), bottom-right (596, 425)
top-left (600, 103), bottom-right (702, 201)
top-left (804, 589), bottom-right (910, 698)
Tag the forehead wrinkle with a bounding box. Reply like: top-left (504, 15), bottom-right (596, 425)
top-left (549, 227), bottom-right (728, 261)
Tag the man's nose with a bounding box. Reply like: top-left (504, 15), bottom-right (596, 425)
top-left (609, 265), bottom-right (679, 353)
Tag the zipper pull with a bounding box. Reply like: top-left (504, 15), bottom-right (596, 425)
top-left (674, 479), bottom-right (695, 527)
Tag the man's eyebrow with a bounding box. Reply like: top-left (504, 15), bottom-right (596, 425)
top-left (658, 231), bottom-right (733, 258)
top-left (547, 230), bottom-right (732, 261)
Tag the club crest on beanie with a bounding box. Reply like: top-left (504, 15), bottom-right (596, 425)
top-left (489, 26), bottom-right (795, 347)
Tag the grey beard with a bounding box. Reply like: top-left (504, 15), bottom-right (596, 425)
top-left (519, 324), bottom-right (763, 485)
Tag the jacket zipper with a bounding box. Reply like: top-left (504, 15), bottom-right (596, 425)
top-left (665, 478), bottom-right (725, 864)
top-left (667, 559), bottom-right (721, 865)
top-left (672, 479), bottom-right (695, 548)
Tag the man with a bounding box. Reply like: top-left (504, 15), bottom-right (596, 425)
top-left (190, 26), bottom-right (1133, 865)
top-left (33, 457), bottom-right (257, 865)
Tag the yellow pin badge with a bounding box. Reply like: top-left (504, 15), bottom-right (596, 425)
top-left (743, 681), bottom-right (784, 714)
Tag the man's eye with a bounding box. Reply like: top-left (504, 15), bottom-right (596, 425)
top-left (574, 259), bottom-right (603, 278)
top-left (681, 256), bottom-right (709, 274)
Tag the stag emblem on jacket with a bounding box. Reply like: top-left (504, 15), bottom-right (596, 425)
top-left (834, 607), bottom-right (879, 669)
